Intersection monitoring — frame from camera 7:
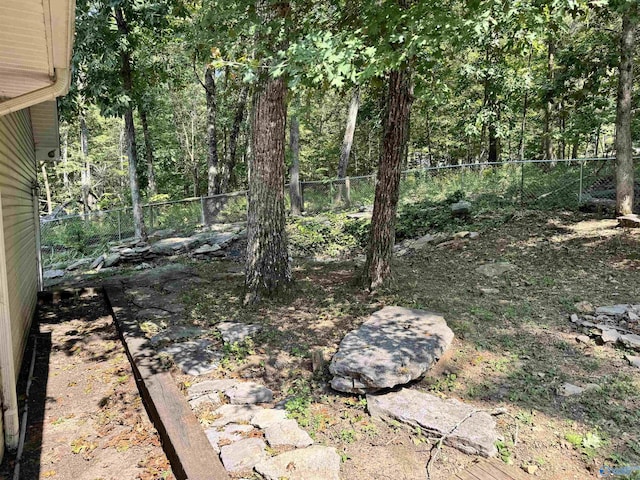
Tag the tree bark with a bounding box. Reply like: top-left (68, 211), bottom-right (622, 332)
top-left (543, 36), bottom-right (556, 160)
top-left (40, 162), bottom-right (52, 215)
top-left (289, 114), bottom-right (302, 216)
top-left (139, 106), bottom-right (157, 198)
top-left (61, 126), bottom-right (69, 190)
top-left (205, 67), bottom-right (220, 196)
top-left (115, 7), bottom-right (147, 241)
top-left (337, 87), bottom-right (360, 178)
top-left (245, 74), bottom-right (292, 303)
top-left (363, 67), bottom-right (413, 289)
top-left (80, 115), bottom-right (90, 216)
top-left (615, 3), bottom-right (637, 216)
top-left (222, 84), bottom-right (249, 192)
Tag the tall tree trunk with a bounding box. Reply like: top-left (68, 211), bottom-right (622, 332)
top-left (205, 67), bottom-right (220, 196)
top-left (115, 7), bottom-right (147, 241)
top-left (615, 3), bottom-right (637, 216)
top-left (363, 67), bottom-right (413, 289)
top-left (335, 87), bottom-right (360, 205)
top-left (80, 115), bottom-right (90, 216)
top-left (61, 127), bottom-right (69, 190)
top-left (222, 84), bottom-right (249, 192)
top-left (245, 74), bottom-right (292, 303)
top-left (518, 48), bottom-right (533, 161)
top-left (138, 106), bottom-right (157, 198)
top-left (543, 36), bottom-right (556, 160)
top-left (488, 122), bottom-right (498, 163)
top-left (289, 114), bottom-right (302, 216)
top-left (40, 162), bottom-right (52, 215)
top-left (337, 87), bottom-right (360, 178)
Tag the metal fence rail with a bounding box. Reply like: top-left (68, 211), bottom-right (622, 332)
top-left (40, 157), bottom-right (637, 268)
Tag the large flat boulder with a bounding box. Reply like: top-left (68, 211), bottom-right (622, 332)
top-left (367, 388), bottom-right (498, 457)
top-left (329, 306), bottom-right (454, 393)
top-left (254, 445), bottom-right (341, 480)
top-left (150, 236), bottom-right (201, 255)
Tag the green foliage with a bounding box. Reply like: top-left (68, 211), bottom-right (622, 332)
top-left (285, 378), bottom-right (313, 427)
top-left (288, 214), bottom-right (368, 257)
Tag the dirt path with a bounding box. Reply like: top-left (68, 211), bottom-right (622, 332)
top-left (0, 290), bottom-right (174, 480)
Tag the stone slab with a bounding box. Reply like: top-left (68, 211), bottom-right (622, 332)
top-left (250, 408), bottom-right (288, 429)
top-left (205, 424), bottom-right (254, 453)
top-left (159, 339), bottom-right (222, 376)
top-left (263, 418), bottom-right (313, 448)
top-left (219, 437), bottom-right (266, 473)
top-left (329, 306), bottom-right (454, 393)
top-left (367, 388), bottom-right (498, 457)
top-left (254, 445), bottom-right (341, 480)
top-left (476, 262), bottom-right (516, 278)
top-left (225, 382), bottom-right (273, 404)
top-left (212, 404), bottom-right (265, 427)
top-left (217, 322), bottom-right (263, 344)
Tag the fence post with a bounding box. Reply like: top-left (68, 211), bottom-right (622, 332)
top-left (149, 205), bottom-right (154, 230)
top-left (345, 177), bottom-right (351, 206)
top-left (578, 161), bottom-right (584, 205)
top-left (117, 210), bottom-right (122, 241)
top-left (200, 196), bottom-right (206, 225)
top-left (520, 163), bottom-right (525, 204)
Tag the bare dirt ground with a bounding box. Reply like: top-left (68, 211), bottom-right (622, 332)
top-left (0, 291), bottom-right (174, 480)
top-left (172, 211), bottom-right (640, 480)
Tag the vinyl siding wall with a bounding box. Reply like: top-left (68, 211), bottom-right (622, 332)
top-left (0, 108), bottom-right (38, 381)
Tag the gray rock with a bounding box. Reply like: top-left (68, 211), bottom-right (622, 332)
top-left (618, 214), bottom-right (640, 228)
top-left (136, 308), bottom-right (173, 321)
top-left (451, 200), bottom-right (472, 216)
top-left (187, 379), bottom-right (240, 399)
top-left (192, 243), bottom-right (221, 255)
top-left (476, 262), bottom-right (516, 278)
top-left (263, 419), bottom-right (313, 448)
top-left (150, 237), bottom-right (200, 255)
top-left (90, 255), bottom-right (105, 270)
top-left (150, 326), bottom-right (206, 346)
top-left (575, 335), bottom-right (591, 345)
top-left (149, 228), bottom-right (176, 239)
top-left (558, 383), bottom-right (584, 396)
top-left (625, 355), bottom-right (640, 369)
top-left (600, 328), bottom-right (621, 344)
top-left (479, 287), bottom-right (500, 296)
top-left (575, 301), bottom-right (595, 314)
top-left (159, 339), bottom-right (222, 376)
top-left (217, 322), bottom-right (263, 344)
top-left (330, 306), bottom-right (454, 393)
top-left (619, 333), bottom-right (640, 351)
top-left (66, 258), bottom-right (91, 271)
top-left (103, 253), bottom-right (121, 268)
top-left (628, 311), bottom-right (639, 323)
top-left (212, 404), bottom-right (265, 427)
top-left (188, 392), bottom-right (223, 409)
top-left (367, 389), bottom-right (498, 457)
top-left (225, 381), bottom-right (273, 404)
top-left (43, 269), bottom-right (65, 279)
top-left (570, 314), bottom-right (580, 323)
top-left (250, 408), bottom-right (288, 429)
top-left (219, 437), bottom-right (266, 473)
top-left (205, 424), bottom-right (254, 453)
top-left (255, 445), bottom-right (341, 480)
top-left (595, 305), bottom-right (628, 316)
top-left (468, 231), bottom-right (480, 239)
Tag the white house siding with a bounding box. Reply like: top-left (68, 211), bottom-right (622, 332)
top-left (0, 108), bottom-right (38, 381)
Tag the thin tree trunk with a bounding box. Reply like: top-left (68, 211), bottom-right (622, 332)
top-left (595, 125), bottom-right (601, 157)
top-left (363, 67), bottom-right (413, 290)
top-left (61, 127), bottom-right (69, 190)
top-left (615, 3), bottom-right (637, 216)
top-left (289, 114), bottom-right (302, 216)
top-left (571, 139), bottom-right (579, 160)
top-left (543, 36), bottom-right (556, 160)
top-left (80, 115), bottom-right (90, 216)
top-left (40, 162), bottom-right (52, 215)
top-left (205, 67), bottom-right (220, 196)
top-left (245, 74), bottom-right (292, 303)
top-left (488, 123), bottom-right (498, 163)
top-left (518, 48), bottom-right (533, 161)
top-left (139, 106), bottom-right (157, 198)
top-left (115, 7), bottom-right (147, 241)
top-left (222, 84), bottom-right (249, 192)
top-left (337, 87), bottom-right (360, 178)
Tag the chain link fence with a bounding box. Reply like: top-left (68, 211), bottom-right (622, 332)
top-left (41, 158), bottom-right (637, 267)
